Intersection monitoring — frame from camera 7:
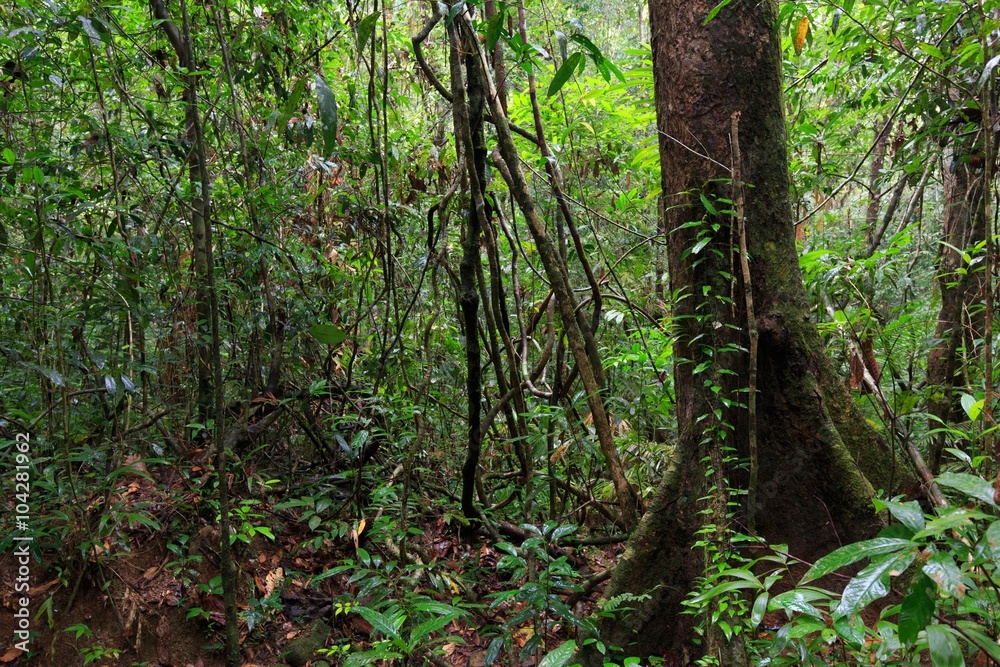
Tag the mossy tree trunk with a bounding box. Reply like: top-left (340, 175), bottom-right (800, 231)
top-left (926, 139), bottom-right (986, 472)
top-left (578, 0), bottom-right (902, 661)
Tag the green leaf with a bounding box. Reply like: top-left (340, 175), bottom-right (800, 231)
top-left (547, 52), bottom-right (584, 97)
top-left (955, 622), bottom-right (1000, 662)
top-left (898, 572), bottom-right (935, 644)
top-left (356, 11), bottom-right (380, 53)
top-left (314, 74), bottom-right (338, 156)
top-left (355, 606), bottom-right (403, 639)
top-left (832, 613), bottom-right (865, 647)
top-left (750, 593), bottom-right (768, 628)
top-left (926, 624), bottom-right (964, 667)
top-left (960, 393), bottom-right (984, 421)
top-left (690, 237), bottom-right (711, 255)
top-left (834, 547), bottom-right (917, 618)
top-left (538, 640), bottom-right (575, 667)
top-left (686, 579), bottom-right (762, 607)
top-left (915, 509), bottom-right (992, 539)
top-left (700, 193), bottom-right (718, 215)
top-left (408, 612), bottom-right (459, 646)
top-left (916, 43), bottom-right (944, 60)
top-left (485, 637), bottom-right (504, 666)
top-left (309, 323), bottom-right (346, 346)
top-left (446, 0), bottom-right (465, 25)
top-left (703, 0), bottom-right (735, 24)
top-left (79, 15), bottom-right (102, 44)
top-left (935, 473), bottom-right (997, 507)
top-left (879, 499), bottom-right (925, 532)
top-left (768, 590), bottom-right (824, 618)
top-left (800, 538), bottom-right (912, 584)
top-left (922, 550), bottom-right (964, 598)
top-left (485, 11), bottom-right (506, 50)
top-left (978, 54), bottom-right (1000, 90)
top-left (277, 78), bottom-right (306, 133)
top-left (985, 520), bottom-right (1000, 564)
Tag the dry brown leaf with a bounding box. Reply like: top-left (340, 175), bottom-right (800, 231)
top-left (264, 567), bottom-right (284, 597)
top-left (28, 578), bottom-right (59, 595)
top-left (0, 648), bottom-right (23, 663)
top-left (549, 443), bottom-right (569, 464)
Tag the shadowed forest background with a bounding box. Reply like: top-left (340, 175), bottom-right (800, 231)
top-left (1, 0), bottom-right (999, 665)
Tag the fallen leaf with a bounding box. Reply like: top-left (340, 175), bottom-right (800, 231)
top-left (0, 648), bottom-right (23, 663)
top-left (28, 578), bottom-right (59, 595)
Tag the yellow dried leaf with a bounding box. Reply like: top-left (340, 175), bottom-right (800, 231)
top-left (264, 567), bottom-right (284, 597)
top-left (357, 517), bottom-right (366, 536)
top-left (549, 443), bottom-right (570, 464)
top-left (794, 16), bottom-right (810, 54)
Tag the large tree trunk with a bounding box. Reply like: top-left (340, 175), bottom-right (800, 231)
top-left (578, 0), bottom-right (901, 661)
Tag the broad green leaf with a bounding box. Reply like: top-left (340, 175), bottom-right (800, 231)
top-left (960, 393), bottom-right (983, 421)
top-left (538, 640), bottom-right (575, 667)
top-left (917, 43), bottom-right (944, 60)
top-left (485, 11), bottom-right (505, 50)
top-left (408, 612), bottom-right (459, 646)
top-left (314, 74), bottom-right (338, 156)
top-left (356, 11), bottom-right (380, 53)
top-left (446, 0), bottom-right (465, 25)
top-left (979, 54), bottom-right (1000, 90)
top-left (800, 538), bottom-right (912, 584)
top-left (485, 637), bottom-right (504, 666)
top-left (750, 593), bottom-right (768, 628)
top-left (309, 323), bottom-right (346, 346)
top-left (411, 600), bottom-right (461, 615)
top-left (935, 473), bottom-right (997, 507)
top-left (80, 15), bottom-right (102, 44)
top-left (898, 572), bottom-right (935, 644)
top-left (548, 52), bottom-right (584, 97)
top-left (549, 524), bottom-right (577, 541)
top-left (700, 193), bottom-right (718, 215)
top-left (355, 606), bottom-right (403, 639)
top-left (685, 579), bottom-right (762, 606)
top-left (926, 624), bottom-right (964, 667)
top-left (922, 551), bottom-right (964, 598)
top-left (915, 509), bottom-right (992, 539)
top-left (768, 590), bottom-right (823, 619)
top-left (878, 499), bottom-right (925, 532)
top-left (834, 547), bottom-right (917, 618)
top-left (690, 237), bottom-right (711, 255)
top-left (832, 613), bottom-right (865, 647)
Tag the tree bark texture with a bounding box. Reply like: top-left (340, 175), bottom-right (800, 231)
top-left (926, 141), bottom-right (986, 472)
top-left (578, 0), bottom-right (901, 661)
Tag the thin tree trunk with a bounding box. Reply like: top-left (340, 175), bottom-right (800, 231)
top-left (149, 3), bottom-right (239, 663)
